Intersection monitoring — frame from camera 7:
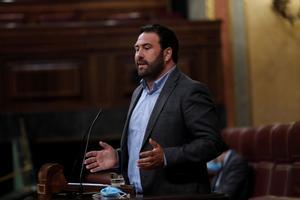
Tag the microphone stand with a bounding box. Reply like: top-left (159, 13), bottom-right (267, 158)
top-left (78, 108), bottom-right (103, 194)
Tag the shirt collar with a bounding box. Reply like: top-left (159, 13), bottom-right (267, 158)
top-left (223, 149), bottom-right (232, 165)
top-left (141, 66), bottom-right (176, 94)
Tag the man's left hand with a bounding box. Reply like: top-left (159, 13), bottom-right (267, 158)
top-left (137, 138), bottom-right (164, 170)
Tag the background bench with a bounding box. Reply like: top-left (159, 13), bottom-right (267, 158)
top-left (221, 121), bottom-right (300, 199)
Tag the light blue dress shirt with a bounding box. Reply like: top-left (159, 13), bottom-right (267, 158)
top-left (127, 67), bottom-right (175, 193)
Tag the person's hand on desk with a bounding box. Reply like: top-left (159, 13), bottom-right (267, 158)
top-left (138, 138), bottom-right (164, 170)
top-left (84, 141), bottom-right (118, 172)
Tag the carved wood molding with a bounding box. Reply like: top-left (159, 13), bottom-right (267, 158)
top-left (273, 0), bottom-right (300, 24)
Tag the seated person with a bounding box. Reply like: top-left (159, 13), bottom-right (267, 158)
top-left (207, 149), bottom-right (251, 200)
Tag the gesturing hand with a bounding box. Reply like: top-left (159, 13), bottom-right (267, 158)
top-left (137, 138), bottom-right (164, 170)
top-left (84, 141), bottom-right (118, 173)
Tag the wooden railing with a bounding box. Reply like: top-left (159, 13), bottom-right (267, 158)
top-left (0, 1), bottom-right (223, 113)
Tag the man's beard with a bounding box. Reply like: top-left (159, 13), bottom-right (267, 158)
top-left (136, 52), bottom-right (164, 81)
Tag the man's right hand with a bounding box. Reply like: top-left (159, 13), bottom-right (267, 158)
top-left (84, 141), bottom-right (118, 173)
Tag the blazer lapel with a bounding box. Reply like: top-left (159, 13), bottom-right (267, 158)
top-left (141, 68), bottom-right (180, 148)
top-left (121, 85), bottom-right (143, 148)
top-left (127, 85), bottom-right (143, 119)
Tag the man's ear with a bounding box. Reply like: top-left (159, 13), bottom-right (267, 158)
top-left (164, 47), bottom-right (172, 62)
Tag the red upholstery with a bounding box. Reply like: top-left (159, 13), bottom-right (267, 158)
top-left (286, 163), bottom-right (300, 197)
top-left (254, 125), bottom-right (273, 161)
top-left (269, 164), bottom-right (291, 196)
top-left (271, 124), bottom-right (290, 162)
top-left (221, 127), bottom-right (242, 153)
top-left (252, 162), bottom-right (274, 197)
top-left (288, 121), bottom-right (300, 162)
top-left (221, 121), bottom-right (300, 199)
top-left (286, 122), bottom-right (300, 196)
top-left (239, 127), bottom-right (256, 161)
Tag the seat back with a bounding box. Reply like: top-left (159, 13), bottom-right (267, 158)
top-left (288, 121), bottom-right (300, 162)
top-left (252, 162), bottom-right (274, 196)
top-left (286, 163), bottom-right (300, 197)
top-left (221, 127), bottom-right (242, 153)
top-left (269, 164), bottom-right (291, 196)
top-left (239, 127), bottom-right (256, 161)
top-left (254, 125), bottom-right (273, 161)
top-left (271, 123), bottom-right (290, 162)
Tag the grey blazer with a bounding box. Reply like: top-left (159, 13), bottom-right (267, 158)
top-left (120, 67), bottom-right (227, 196)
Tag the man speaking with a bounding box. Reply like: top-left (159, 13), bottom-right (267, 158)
top-left (84, 24), bottom-right (227, 196)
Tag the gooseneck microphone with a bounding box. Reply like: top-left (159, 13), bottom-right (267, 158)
top-left (79, 108), bottom-right (103, 193)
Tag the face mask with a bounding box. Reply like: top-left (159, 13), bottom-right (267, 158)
top-left (207, 160), bottom-right (222, 173)
top-left (100, 186), bottom-right (126, 198)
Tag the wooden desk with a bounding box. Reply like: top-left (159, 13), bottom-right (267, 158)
top-left (36, 163), bottom-right (228, 200)
top-left (48, 193), bottom-right (229, 200)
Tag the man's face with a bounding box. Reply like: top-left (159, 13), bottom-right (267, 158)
top-left (134, 32), bottom-right (165, 81)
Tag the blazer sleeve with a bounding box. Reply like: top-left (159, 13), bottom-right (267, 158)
top-left (164, 82), bottom-right (227, 166)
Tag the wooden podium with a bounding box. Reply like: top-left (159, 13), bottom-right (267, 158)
top-left (37, 163), bottom-right (228, 200)
top-left (36, 163), bottom-right (134, 200)
top-left (36, 163), bottom-right (229, 200)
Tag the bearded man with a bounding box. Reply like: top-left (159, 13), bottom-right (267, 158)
top-left (85, 24), bottom-right (227, 196)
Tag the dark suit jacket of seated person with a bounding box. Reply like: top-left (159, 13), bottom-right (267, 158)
top-left (84, 24), bottom-right (227, 196)
top-left (210, 150), bottom-right (250, 200)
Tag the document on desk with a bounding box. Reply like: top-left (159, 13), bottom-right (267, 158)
top-left (68, 182), bottom-right (109, 187)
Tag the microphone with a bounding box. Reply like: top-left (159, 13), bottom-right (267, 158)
top-left (79, 108), bottom-right (103, 193)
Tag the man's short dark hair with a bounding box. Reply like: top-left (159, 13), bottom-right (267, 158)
top-left (140, 24), bottom-right (179, 63)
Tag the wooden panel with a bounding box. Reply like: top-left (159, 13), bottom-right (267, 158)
top-left (112, 53), bottom-right (139, 106)
top-left (4, 60), bottom-right (82, 99)
top-left (0, 19), bottom-right (223, 112)
top-left (0, 0), bottom-right (168, 23)
top-left (177, 53), bottom-right (194, 77)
